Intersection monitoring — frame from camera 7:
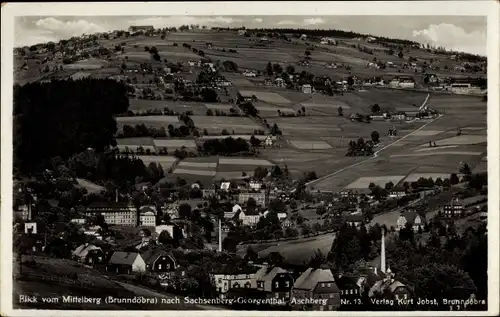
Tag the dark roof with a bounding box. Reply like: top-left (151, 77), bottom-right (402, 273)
top-left (108, 251), bottom-right (141, 265)
top-left (141, 249), bottom-right (175, 267)
top-left (335, 275), bottom-right (359, 290)
top-left (87, 201), bottom-right (133, 210)
top-left (345, 214), bottom-right (364, 222)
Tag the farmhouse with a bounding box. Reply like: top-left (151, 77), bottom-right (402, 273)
top-left (106, 251), bottom-right (147, 274)
top-left (238, 91), bottom-right (256, 103)
top-left (345, 213), bottom-right (365, 228)
top-left (292, 268), bottom-right (341, 311)
top-left (264, 134), bottom-right (277, 147)
top-left (396, 211), bottom-right (426, 232)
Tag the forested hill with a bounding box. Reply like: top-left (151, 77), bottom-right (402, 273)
top-left (14, 79), bottom-right (129, 174)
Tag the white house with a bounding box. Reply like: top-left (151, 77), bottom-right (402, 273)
top-left (388, 188), bottom-right (407, 199)
top-left (275, 77), bottom-right (286, 88)
top-left (249, 181), bottom-right (262, 191)
top-left (265, 134), bottom-right (277, 147)
top-left (140, 207), bottom-right (156, 227)
top-left (107, 251), bottom-right (147, 274)
top-left (396, 212), bottom-right (426, 232)
top-left (238, 209), bottom-right (263, 227)
top-left (24, 222), bottom-right (37, 234)
top-left (211, 266), bottom-right (260, 298)
top-left (155, 224), bottom-right (186, 238)
top-left (302, 84), bottom-right (313, 94)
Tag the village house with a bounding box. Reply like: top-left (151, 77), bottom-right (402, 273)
top-left (155, 223), bottom-right (186, 239)
top-left (275, 77), bottom-right (286, 88)
top-left (238, 191), bottom-right (267, 207)
top-left (72, 243), bottom-right (106, 266)
top-left (70, 218), bottom-right (86, 225)
top-left (335, 274), bottom-right (363, 304)
top-left (211, 265), bottom-right (261, 298)
top-left (106, 251), bottom-right (147, 274)
top-left (85, 201), bottom-right (137, 226)
top-left (242, 70), bottom-right (257, 77)
top-left (203, 188), bottom-right (216, 199)
top-left (139, 206), bottom-right (156, 227)
top-left (388, 187), bottom-right (407, 199)
top-left (238, 207), bottom-right (264, 227)
top-left (391, 112), bottom-right (407, 121)
top-left (264, 134), bottom-right (277, 147)
top-left (292, 268), bottom-right (341, 311)
top-left (345, 213), bottom-right (365, 228)
top-left (255, 266), bottom-right (294, 304)
top-left (15, 204), bottom-right (33, 221)
top-left (302, 84), bottom-right (313, 94)
top-left (396, 211), bottom-right (426, 232)
top-left (24, 222), bottom-right (38, 235)
top-left (142, 249), bottom-right (177, 274)
top-left (238, 91), bottom-right (256, 103)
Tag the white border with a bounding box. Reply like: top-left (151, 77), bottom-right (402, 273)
top-left (1, 1), bottom-right (499, 316)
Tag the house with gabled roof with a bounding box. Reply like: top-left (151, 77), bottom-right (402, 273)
top-left (106, 251), bottom-right (146, 274)
top-left (396, 211), bottom-right (426, 232)
top-left (72, 243), bottom-right (106, 266)
top-left (255, 266), bottom-right (294, 304)
top-left (141, 248), bottom-right (177, 274)
top-left (292, 267), bottom-right (341, 311)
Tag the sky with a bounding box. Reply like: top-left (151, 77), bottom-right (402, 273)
top-left (15, 15), bottom-right (487, 55)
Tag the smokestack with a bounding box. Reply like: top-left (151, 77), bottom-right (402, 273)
top-left (116, 189), bottom-right (119, 203)
top-left (218, 219), bottom-right (222, 252)
top-left (381, 228), bottom-right (386, 274)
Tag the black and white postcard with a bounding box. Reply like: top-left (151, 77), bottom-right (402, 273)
top-left (1, 1), bottom-right (499, 316)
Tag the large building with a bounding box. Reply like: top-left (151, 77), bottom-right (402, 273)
top-left (85, 201), bottom-right (137, 226)
top-left (238, 191), bottom-right (267, 207)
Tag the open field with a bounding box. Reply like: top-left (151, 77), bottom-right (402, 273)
top-left (116, 137), bottom-right (155, 146)
top-left (116, 144), bottom-right (156, 153)
top-left (153, 139), bottom-right (197, 148)
top-left (402, 173), bottom-right (458, 183)
top-left (427, 135), bottom-right (487, 146)
top-left (76, 178), bottom-right (104, 194)
top-left (346, 175), bottom-right (406, 189)
top-left (414, 145), bottom-right (459, 152)
top-left (289, 140), bottom-right (333, 150)
top-left (239, 90), bottom-right (291, 104)
top-left (190, 115), bottom-right (260, 134)
top-left (204, 103), bottom-right (235, 110)
top-left (177, 161), bottom-right (218, 168)
top-left (136, 155), bottom-right (178, 171)
top-left (128, 99), bottom-right (208, 115)
top-left (254, 233), bottom-right (336, 265)
top-left (117, 116), bottom-right (179, 124)
top-left (214, 171), bottom-right (255, 180)
top-left (64, 58), bottom-right (110, 70)
top-left (172, 168), bottom-right (217, 176)
top-left (219, 158), bottom-right (274, 166)
top-left (199, 134), bottom-right (267, 141)
top-left (391, 151), bottom-right (483, 158)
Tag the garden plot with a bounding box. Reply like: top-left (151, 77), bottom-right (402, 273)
top-left (462, 127), bottom-right (485, 130)
top-left (256, 105), bottom-right (296, 114)
top-left (239, 90), bottom-right (291, 104)
top-left (261, 148), bottom-right (333, 163)
top-left (153, 139), bottom-right (197, 149)
top-left (129, 99), bottom-right (167, 111)
top-left (391, 151), bottom-right (483, 158)
top-left (122, 52), bottom-right (152, 61)
top-left (191, 116), bottom-right (260, 133)
top-left (159, 51), bottom-right (199, 59)
top-left (346, 175), bottom-right (406, 189)
top-left (290, 140), bottom-right (333, 150)
top-left (172, 168), bottom-right (217, 177)
top-left (117, 116), bottom-right (179, 124)
top-left (403, 173), bottom-right (457, 183)
top-left (219, 158), bottom-right (273, 166)
top-left (136, 155), bottom-right (178, 171)
top-left (423, 135), bottom-right (487, 146)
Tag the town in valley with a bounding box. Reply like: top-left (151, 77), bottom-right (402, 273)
top-left (12, 16), bottom-right (488, 312)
